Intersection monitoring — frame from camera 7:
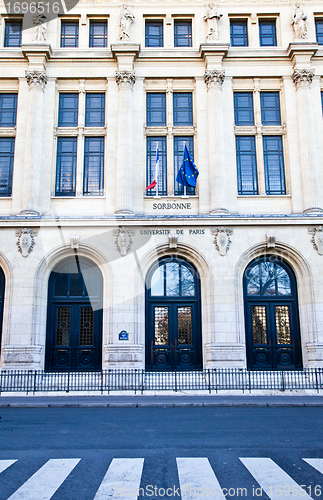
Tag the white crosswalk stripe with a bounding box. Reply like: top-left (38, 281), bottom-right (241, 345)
top-left (240, 457), bottom-right (313, 499)
top-left (303, 458), bottom-right (323, 475)
top-left (177, 458), bottom-right (226, 500)
top-left (93, 458), bottom-right (144, 500)
top-left (6, 458), bottom-right (80, 500)
top-left (0, 460), bottom-right (17, 474)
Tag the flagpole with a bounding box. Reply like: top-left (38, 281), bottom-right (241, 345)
top-left (183, 142), bottom-right (187, 197)
top-left (156, 142), bottom-right (159, 198)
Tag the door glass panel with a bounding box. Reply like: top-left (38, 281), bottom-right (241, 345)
top-left (79, 306), bottom-right (94, 346)
top-left (154, 306), bottom-right (169, 345)
top-left (276, 266), bottom-right (292, 295)
top-left (56, 307), bottom-right (71, 346)
top-left (181, 266), bottom-right (195, 296)
top-left (178, 306), bottom-right (192, 344)
top-left (246, 263), bottom-right (260, 295)
top-left (260, 262), bottom-right (276, 295)
top-left (70, 273), bottom-right (84, 296)
top-left (54, 272), bottom-right (69, 296)
top-left (275, 305), bottom-right (291, 344)
top-left (150, 265), bottom-right (164, 296)
top-left (165, 262), bottom-right (180, 296)
top-left (252, 305), bottom-right (268, 344)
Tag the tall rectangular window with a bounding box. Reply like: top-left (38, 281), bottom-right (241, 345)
top-left (61, 21), bottom-right (79, 47)
top-left (259, 20), bottom-right (277, 46)
top-left (230, 20), bottom-right (248, 47)
top-left (315, 19), bottom-right (323, 44)
top-left (173, 93), bottom-right (193, 126)
top-left (55, 137), bottom-right (77, 196)
top-left (146, 137), bottom-right (167, 196)
top-left (236, 136), bottom-right (258, 195)
top-left (145, 21), bottom-right (163, 47)
top-left (85, 93), bottom-right (105, 127)
top-left (0, 138), bottom-right (15, 196)
top-left (89, 21), bottom-right (107, 48)
top-left (83, 137), bottom-right (104, 195)
top-left (146, 93), bottom-right (166, 126)
top-left (174, 136), bottom-right (195, 196)
top-left (263, 136), bottom-right (286, 195)
top-left (58, 94), bottom-right (78, 128)
top-left (4, 20), bottom-right (22, 47)
top-left (0, 94), bottom-right (17, 127)
top-left (260, 92), bottom-right (281, 125)
top-left (234, 92), bottom-right (254, 126)
top-left (174, 20), bottom-right (192, 47)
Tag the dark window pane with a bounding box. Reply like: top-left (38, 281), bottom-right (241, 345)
top-left (178, 306), bottom-right (192, 345)
top-left (260, 92), bottom-right (281, 125)
top-left (235, 136), bottom-right (258, 195)
top-left (61, 21), bottom-right (79, 48)
top-left (260, 261), bottom-right (276, 295)
top-left (79, 307), bottom-right (94, 346)
top-left (85, 93), bottom-right (105, 127)
top-left (4, 20), bottom-right (22, 47)
top-left (89, 21), bottom-right (107, 47)
top-left (275, 305), bottom-right (291, 344)
top-left (55, 137), bottom-right (77, 196)
top-left (146, 136), bottom-right (167, 196)
top-left (259, 19), bottom-right (277, 46)
top-left (56, 307), bottom-right (71, 346)
top-left (173, 93), bottom-right (193, 126)
top-left (276, 265), bottom-right (292, 295)
top-left (145, 21), bottom-right (163, 47)
top-left (58, 94), bottom-right (78, 127)
top-left (54, 272), bottom-right (69, 296)
top-left (174, 136), bottom-right (195, 196)
top-left (0, 138), bottom-right (14, 196)
top-left (83, 137), bottom-right (104, 195)
top-left (263, 136), bottom-right (286, 195)
top-left (174, 20), bottom-right (192, 47)
top-left (230, 20), bottom-right (248, 47)
top-left (0, 94), bottom-right (17, 127)
top-left (234, 92), bottom-right (254, 125)
top-left (70, 273), bottom-right (84, 296)
top-left (252, 305), bottom-right (268, 344)
top-left (246, 263), bottom-right (261, 295)
top-left (146, 93), bottom-right (166, 126)
top-left (165, 262), bottom-right (180, 296)
top-left (154, 306), bottom-right (169, 345)
top-left (315, 19), bottom-right (323, 44)
top-left (181, 266), bottom-right (195, 296)
top-left (150, 265), bottom-right (164, 296)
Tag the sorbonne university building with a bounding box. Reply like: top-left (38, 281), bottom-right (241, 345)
top-left (0, 0), bottom-right (322, 374)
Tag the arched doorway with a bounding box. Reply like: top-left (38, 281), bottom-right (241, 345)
top-left (146, 257), bottom-right (202, 370)
top-left (0, 267), bottom-right (5, 355)
top-left (45, 256), bottom-right (103, 371)
top-left (244, 256), bottom-right (302, 370)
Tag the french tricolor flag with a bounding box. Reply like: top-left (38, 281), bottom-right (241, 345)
top-left (146, 144), bottom-right (159, 195)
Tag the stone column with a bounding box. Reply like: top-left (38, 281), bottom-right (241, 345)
top-left (115, 70), bottom-right (136, 214)
top-left (292, 69), bottom-right (323, 213)
top-left (204, 69), bottom-right (229, 214)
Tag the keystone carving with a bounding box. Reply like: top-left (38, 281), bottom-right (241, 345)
top-left (266, 234), bottom-right (276, 248)
top-left (211, 227), bottom-right (233, 256)
top-left (16, 228), bottom-right (38, 257)
top-left (292, 69), bottom-right (314, 86)
top-left (168, 234), bottom-right (178, 249)
top-left (115, 71), bottom-right (136, 87)
top-left (204, 70), bottom-right (225, 87)
top-left (114, 227), bottom-right (135, 257)
top-left (308, 227), bottom-right (323, 255)
top-left (70, 234), bottom-right (80, 250)
top-left (25, 71), bottom-right (48, 90)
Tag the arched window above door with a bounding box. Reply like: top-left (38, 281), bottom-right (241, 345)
top-left (149, 259), bottom-right (196, 297)
top-left (245, 260), bottom-right (292, 296)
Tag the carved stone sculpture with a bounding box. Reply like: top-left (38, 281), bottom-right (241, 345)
top-left (114, 227), bottom-right (134, 257)
top-left (266, 234), bottom-right (276, 248)
top-left (309, 227), bottom-right (323, 255)
top-left (25, 71), bottom-right (48, 90)
top-left (115, 71), bottom-right (136, 87)
top-left (70, 234), bottom-right (80, 250)
top-left (204, 69), bottom-right (225, 87)
top-left (292, 3), bottom-right (308, 40)
top-left (119, 4), bottom-right (135, 41)
top-left (32, 13), bottom-right (47, 41)
top-left (292, 69), bottom-right (314, 86)
top-left (203, 3), bottom-right (223, 42)
top-left (211, 228), bottom-right (233, 256)
top-left (168, 234), bottom-right (178, 249)
top-left (16, 228), bottom-right (38, 257)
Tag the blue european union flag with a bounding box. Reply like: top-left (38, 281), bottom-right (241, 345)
top-left (176, 144), bottom-right (199, 188)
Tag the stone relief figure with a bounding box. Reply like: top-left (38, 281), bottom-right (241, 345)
top-left (32, 13), bottom-right (47, 41)
top-left (203, 3), bottom-right (223, 42)
top-left (292, 3), bottom-right (307, 40)
top-left (309, 227), bottom-right (323, 255)
top-left (211, 227), bottom-right (233, 256)
top-left (114, 227), bottom-right (134, 257)
top-left (119, 4), bottom-right (135, 41)
top-left (16, 228), bottom-right (38, 258)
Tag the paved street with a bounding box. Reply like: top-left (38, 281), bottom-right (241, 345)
top-left (0, 407), bottom-right (322, 499)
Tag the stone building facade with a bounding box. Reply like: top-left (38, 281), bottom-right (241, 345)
top-left (0, 0), bottom-right (323, 372)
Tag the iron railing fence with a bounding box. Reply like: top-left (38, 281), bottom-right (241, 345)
top-left (0, 368), bottom-right (323, 394)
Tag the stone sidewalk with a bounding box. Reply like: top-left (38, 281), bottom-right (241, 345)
top-left (1, 394), bottom-right (323, 407)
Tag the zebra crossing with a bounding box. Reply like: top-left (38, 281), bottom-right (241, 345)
top-left (0, 457), bottom-right (322, 499)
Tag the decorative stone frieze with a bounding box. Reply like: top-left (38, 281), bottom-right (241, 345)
top-left (16, 228), bottom-right (38, 258)
top-left (204, 69), bottom-right (225, 87)
top-left (114, 227), bottom-right (135, 256)
top-left (266, 234), bottom-right (276, 248)
top-left (308, 227), bottom-right (323, 255)
top-left (115, 70), bottom-right (136, 87)
top-left (292, 69), bottom-right (314, 86)
top-left (211, 227), bottom-right (233, 256)
top-left (25, 70), bottom-right (48, 90)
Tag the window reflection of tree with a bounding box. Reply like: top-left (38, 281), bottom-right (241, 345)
top-left (246, 261), bottom-right (291, 296)
top-left (151, 260), bottom-right (196, 297)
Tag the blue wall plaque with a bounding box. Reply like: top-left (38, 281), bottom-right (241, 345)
top-left (119, 330), bottom-right (129, 340)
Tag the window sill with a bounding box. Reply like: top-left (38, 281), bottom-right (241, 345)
top-left (237, 194), bottom-right (291, 198)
